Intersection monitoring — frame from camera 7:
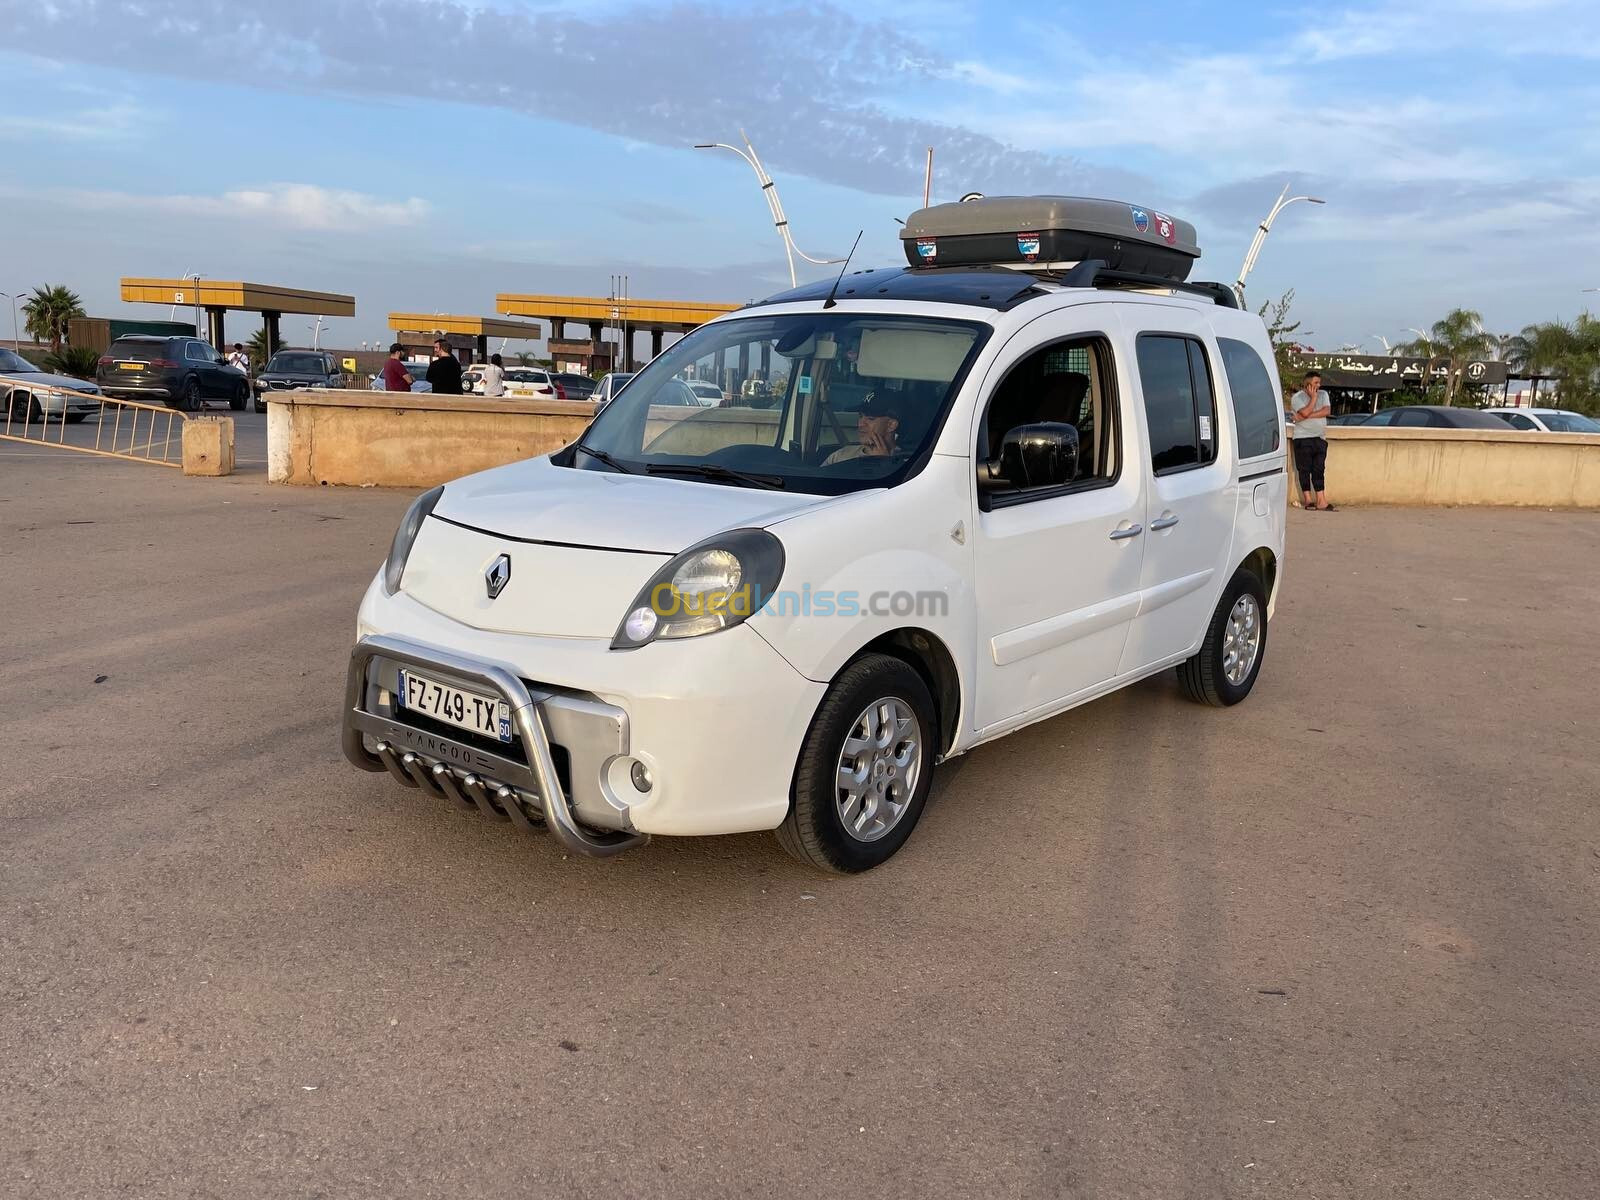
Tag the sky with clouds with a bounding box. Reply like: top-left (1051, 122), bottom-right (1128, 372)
top-left (3, 0), bottom-right (1597, 354)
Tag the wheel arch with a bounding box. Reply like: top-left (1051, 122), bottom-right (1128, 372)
top-left (846, 627), bottom-right (963, 757)
top-left (1236, 545), bottom-right (1278, 608)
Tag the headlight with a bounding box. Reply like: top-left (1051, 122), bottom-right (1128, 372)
top-left (382, 485), bottom-right (444, 595)
top-left (611, 528), bottom-right (784, 650)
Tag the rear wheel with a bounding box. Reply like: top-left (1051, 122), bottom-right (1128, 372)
top-left (229, 383), bottom-right (247, 411)
top-left (777, 654), bottom-right (937, 874)
top-left (1178, 567), bottom-right (1269, 707)
top-left (176, 378), bottom-right (200, 413)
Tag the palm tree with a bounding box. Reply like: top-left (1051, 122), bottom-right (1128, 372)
top-left (21, 284), bottom-right (86, 353)
top-left (1399, 309), bottom-right (1495, 405)
top-left (1515, 316), bottom-right (1600, 414)
top-left (247, 325), bottom-right (276, 370)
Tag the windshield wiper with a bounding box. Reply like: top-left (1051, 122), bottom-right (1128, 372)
top-left (574, 443), bottom-right (636, 474)
top-left (645, 462), bottom-right (788, 490)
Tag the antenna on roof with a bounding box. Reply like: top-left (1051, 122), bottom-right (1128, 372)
top-left (822, 231), bottom-right (864, 310)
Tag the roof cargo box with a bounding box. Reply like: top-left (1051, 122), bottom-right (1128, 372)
top-left (901, 196), bottom-right (1200, 280)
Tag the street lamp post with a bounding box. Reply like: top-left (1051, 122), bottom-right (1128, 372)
top-left (694, 131), bottom-right (842, 288)
top-left (1370, 334), bottom-right (1393, 353)
top-left (0, 291), bottom-right (21, 351)
top-left (1234, 183), bottom-right (1326, 302)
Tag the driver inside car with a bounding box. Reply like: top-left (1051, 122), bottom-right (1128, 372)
top-left (824, 393), bottom-right (901, 465)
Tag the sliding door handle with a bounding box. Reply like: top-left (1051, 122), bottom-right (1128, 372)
top-left (1150, 514), bottom-right (1180, 531)
top-left (1108, 523), bottom-right (1143, 541)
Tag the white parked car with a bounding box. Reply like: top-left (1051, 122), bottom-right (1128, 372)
top-left (684, 378), bottom-right (724, 405)
top-left (1483, 407), bottom-right (1600, 434)
top-left (368, 362), bottom-right (433, 393)
top-left (591, 372), bottom-right (634, 409)
top-left (343, 196), bottom-right (1287, 873)
top-left (0, 349), bottom-right (102, 423)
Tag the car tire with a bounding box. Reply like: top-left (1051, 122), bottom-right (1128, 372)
top-left (1178, 566), bottom-right (1269, 707)
top-left (229, 384), bottom-right (247, 412)
top-left (176, 378), bottom-right (200, 413)
top-left (777, 653), bottom-right (938, 874)
top-left (7, 389), bottom-right (37, 424)
top-left (64, 413), bottom-right (89, 424)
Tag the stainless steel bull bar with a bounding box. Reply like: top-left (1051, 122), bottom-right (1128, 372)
top-left (342, 634), bottom-right (646, 858)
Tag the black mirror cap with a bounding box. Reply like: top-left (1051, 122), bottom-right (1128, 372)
top-left (998, 422), bottom-right (1079, 489)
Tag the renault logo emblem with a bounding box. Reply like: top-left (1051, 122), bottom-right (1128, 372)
top-left (485, 554), bottom-right (511, 600)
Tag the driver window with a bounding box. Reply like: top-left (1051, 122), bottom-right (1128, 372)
top-left (978, 336), bottom-right (1119, 501)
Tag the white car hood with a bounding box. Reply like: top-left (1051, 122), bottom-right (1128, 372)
top-left (431, 454), bottom-right (834, 554)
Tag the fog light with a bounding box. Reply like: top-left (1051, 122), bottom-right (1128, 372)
top-left (623, 606), bottom-right (658, 643)
top-left (629, 760), bottom-right (653, 793)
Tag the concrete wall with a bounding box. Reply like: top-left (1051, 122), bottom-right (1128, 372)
top-left (266, 390), bottom-right (598, 488)
top-left (1306, 426), bottom-right (1600, 507)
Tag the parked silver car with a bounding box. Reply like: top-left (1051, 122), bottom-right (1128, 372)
top-left (0, 349), bottom-right (102, 424)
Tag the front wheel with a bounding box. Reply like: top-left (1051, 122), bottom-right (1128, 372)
top-left (1178, 567), bottom-right (1269, 707)
top-left (777, 654), bottom-right (937, 874)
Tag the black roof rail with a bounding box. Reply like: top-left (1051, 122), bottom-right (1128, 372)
top-left (1052, 260), bottom-right (1240, 308)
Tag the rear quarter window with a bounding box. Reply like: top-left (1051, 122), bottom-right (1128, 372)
top-left (1217, 337), bottom-right (1282, 459)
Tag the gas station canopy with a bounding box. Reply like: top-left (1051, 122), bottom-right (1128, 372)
top-left (120, 277), bottom-right (355, 353)
top-left (495, 293), bottom-right (738, 371)
top-left (387, 313), bottom-right (544, 362)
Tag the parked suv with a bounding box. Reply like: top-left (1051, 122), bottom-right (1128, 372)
top-left (97, 335), bottom-right (249, 411)
top-left (342, 195), bottom-right (1286, 873)
top-left (254, 349), bottom-right (347, 411)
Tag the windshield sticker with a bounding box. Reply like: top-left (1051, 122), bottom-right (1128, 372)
top-left (915, 239), bottom-right (938, 260)
top-left (1130, 206), bottom-right (1150, 234)
top-left (1017, 233), bottom-right (1041, 261)
top-left (1152, 211), bottom-right (1177, 245)
top-left (797, 375), bottom-right (813, 395)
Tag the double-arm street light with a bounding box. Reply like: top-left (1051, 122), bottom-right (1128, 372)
top-left (694, 131), bottom-right (843, 288)
top-left (1235, 183), bottom-right (1326, 302)
top-left (0, 290), bottom-right (22, 350)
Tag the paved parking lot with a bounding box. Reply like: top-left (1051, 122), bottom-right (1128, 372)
top-left (3, 404), bottom-right (271, 472)
top-left (2, 452), bottom-right (1597, 1199)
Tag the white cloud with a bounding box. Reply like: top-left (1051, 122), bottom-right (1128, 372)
top-left (0, 101), bottom-right (150, 141)
top-left (49, 183), bottom-right (429, 232)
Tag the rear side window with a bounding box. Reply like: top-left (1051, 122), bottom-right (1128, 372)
top-left (1217, 338), bottom-right (1282, 458)
top-left (1135, 334), bottom-right (1219, 474)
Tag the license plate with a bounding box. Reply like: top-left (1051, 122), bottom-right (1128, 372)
top-left (117, 362), bottom-right (145, 371)
top-left (397, 669), bottom-right (513, 743)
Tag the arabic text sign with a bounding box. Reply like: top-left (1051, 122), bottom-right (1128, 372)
top-left (1290, 353), bottom-right (1507, 390)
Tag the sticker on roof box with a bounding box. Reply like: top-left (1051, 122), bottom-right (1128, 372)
top-left (1017, 233), bottom-right (1041, 261)
top-left (1152, 211), bottom-right (1177, 245)
top-left (915, 238), bottom-right (938, 260)
top-left (1130, 206), bottom-right (1150, 234)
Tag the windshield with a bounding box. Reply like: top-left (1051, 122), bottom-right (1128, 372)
top-left (267, 353), bottom-right (327, 373)
top-left (505, 369), bottom-right (544, 383)
top-left (0, 349), bottom-right (40, 373)
top-left (574, 312), bottom-right (988, 494)
top-left (1539, 411), bottom-right (1600, 433)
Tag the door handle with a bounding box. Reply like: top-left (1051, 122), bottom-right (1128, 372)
top-left (1150, 514), bottom-right (1180, 530)
top-left (1108, 523), bottom-right (1143, 541)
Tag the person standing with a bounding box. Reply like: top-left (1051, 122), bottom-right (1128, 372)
top-left (480, 352), bottom-right (506, 398)
top-left (426, 338), bottom-right (463, 395)
top-left (381, 343), bottom-right (414, 392)
top-left (1291, 370), bottom-right (1336, 510)
top-left (226, 342), bottom-right (250, 373)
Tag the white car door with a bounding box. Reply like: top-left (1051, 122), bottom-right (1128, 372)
top-left (1116, 309), bottom-right (1237, 675)
top-left (970, 307), bottom-right (1148, 733)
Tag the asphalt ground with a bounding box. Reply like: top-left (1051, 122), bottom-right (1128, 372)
top-left (3, 403), bottom-right (271, 472)
top-left (2, 450), bottom-right (1597, 1199)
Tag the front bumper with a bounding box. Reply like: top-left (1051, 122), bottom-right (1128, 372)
top-left (343, 634), bottom-right (646, 857)
top-left (349, 582), bottom-right (825, 848)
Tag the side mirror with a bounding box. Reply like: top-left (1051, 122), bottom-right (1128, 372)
top-left (991, 422), bottom-right (1079, 490)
